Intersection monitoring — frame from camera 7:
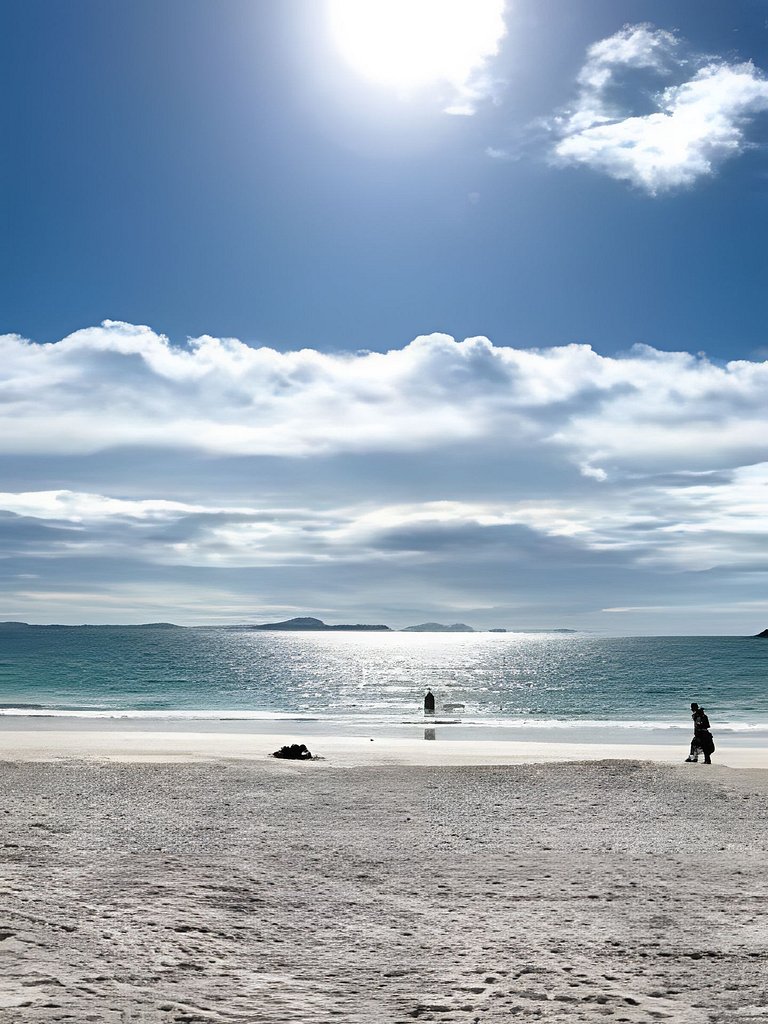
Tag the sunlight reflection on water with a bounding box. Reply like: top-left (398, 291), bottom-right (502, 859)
top-left (0, 628), bottom-right (766, 732)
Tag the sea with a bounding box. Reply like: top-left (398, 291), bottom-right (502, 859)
top-left (1, 625), bottom-right (766, 746)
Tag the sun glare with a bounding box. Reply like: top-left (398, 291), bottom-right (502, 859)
top-left (328, 0), bottom-right (506, 96)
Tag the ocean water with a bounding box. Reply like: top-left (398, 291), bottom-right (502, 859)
top-left (0, 626), bottom-right (766, 743)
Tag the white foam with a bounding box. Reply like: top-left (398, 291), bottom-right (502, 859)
top-left (0, 707), bottom-right (319, 721)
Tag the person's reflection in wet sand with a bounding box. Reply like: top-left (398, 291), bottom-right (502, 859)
top-left (424, 727), bottom-right (436, 740)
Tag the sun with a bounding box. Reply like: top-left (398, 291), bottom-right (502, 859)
top-left (327, 0), bottom-right (506, 95)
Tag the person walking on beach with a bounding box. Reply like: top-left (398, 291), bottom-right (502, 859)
top-left (685, 702), bottom-right (714, 764)
top-left (424, 688), bottom-right (435, 716)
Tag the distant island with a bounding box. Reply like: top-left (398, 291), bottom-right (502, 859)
top-left (0, 618), bottom-right (580, 633)
top-left (245, 616), bottom-right (390, 632)
top-left (401, 622), bottom-right (474, 632)
top-left (754, 629), bottom-right (768, 638)
top-left (0, 621), bottom-right (183, 629)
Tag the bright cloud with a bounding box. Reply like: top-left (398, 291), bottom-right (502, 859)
top-left (552, 24), bottom-right (768, 193)
top-left (3, 465), bottom-right (768, 577)
top-left (0, 491), bottom-right (206, 522)
top-left (4, 322), bottom-right (768, 627)
top-left (3, 322), bottom-right (768, 478)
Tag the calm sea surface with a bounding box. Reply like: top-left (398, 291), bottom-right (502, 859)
top-left (0, 627), bottom-right (766, 743)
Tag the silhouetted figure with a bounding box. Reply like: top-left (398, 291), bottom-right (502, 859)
top-left (424, 688), bottom-right (435, 716)
top-left (685, 703), bottom-right (714, 764)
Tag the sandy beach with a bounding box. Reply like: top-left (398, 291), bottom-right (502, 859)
top-left (0, 729), bottom-right (767, 1023)
top-left (0, 721), bottom-right (766, 768)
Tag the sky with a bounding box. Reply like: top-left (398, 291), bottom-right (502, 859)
top-left (2, 0), bottom-right (768, 632)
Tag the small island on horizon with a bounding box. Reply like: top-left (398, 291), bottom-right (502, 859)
top-left (0, 621), bottom-right (183, 630)
top-left (243, 616), bottom-right (391, 632)
top-left (401, 622), bottom-right (474, 632)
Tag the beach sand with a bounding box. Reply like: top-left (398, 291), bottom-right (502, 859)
top-left (0, 726), bottom-right (766, 768)
top-left (1, 733), bottom-right (767, 1022)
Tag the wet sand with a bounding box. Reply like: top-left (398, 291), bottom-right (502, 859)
top-left (0, 725), bottom-right (765, 768)
top-left (1, 752), bottom-right (767, 1023)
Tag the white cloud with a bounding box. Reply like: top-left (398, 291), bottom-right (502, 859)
top-left (579, 463), bottom-right (608, 483)
top-left (4, 322), bottom-right (768, 481)
top-left (552, 24), bottom-right (768, 193)
top-left (0, 490), bottom-right (592, 568)
top-left (571, 24), bottom-right (678, 123)
top-left (5, 323), bottom-right (768, 630)
top-left (3, 464), bottom-right (768, 578)
top-left (0, 490), bottom-right (205, 522)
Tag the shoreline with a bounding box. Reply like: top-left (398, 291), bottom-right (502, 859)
top-left (2, 709), bottom-right (767, 745)
top-left (1, 721), bottom-right (766, 767)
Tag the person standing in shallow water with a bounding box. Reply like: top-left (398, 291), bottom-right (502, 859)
top-left (686, 702), bottom-right (714, 764)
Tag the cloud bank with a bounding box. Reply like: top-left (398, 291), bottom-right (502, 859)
top-left (2, 321), bottom-right (768, 629)
top-left (3, 321), bottom-right (768, 477)
top-left (552, 24), bottom-right (768, 193)
top-left (3, 460), bottom-right (768, 577)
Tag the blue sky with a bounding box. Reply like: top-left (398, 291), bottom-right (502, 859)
top-left (2, 1), bottom-right (768, 631)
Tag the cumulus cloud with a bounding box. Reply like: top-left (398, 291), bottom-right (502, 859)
top-left (3, 322), bottom-right (768, 479)
top-left (4, 322), bottom-right (768, 627)
top-left (552, 23), bottom-right (768, 193)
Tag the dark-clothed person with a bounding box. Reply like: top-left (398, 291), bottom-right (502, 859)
top-left (686, 702), bottom-right (714, 764)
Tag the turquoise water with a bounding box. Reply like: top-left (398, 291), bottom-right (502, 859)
top-left (0, 627), bottom-right (766, 740)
